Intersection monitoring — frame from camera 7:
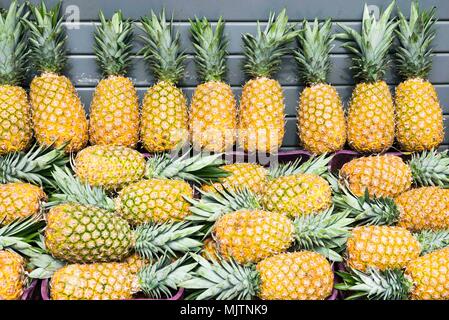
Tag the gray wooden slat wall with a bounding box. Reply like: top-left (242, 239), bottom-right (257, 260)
top-left (19, 0), bottom-right (449, 149)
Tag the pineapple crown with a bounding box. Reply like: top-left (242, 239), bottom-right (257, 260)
top-left (0, 1), bottom-right (29, 85)
top-left (396, 1), bottom-right (436, 80)
top-left (145, 150), bottom-right (230, 184)
top-left (180, 253), bottom-right (260, 300)
top-left (292, 208), bottom-right (354, 262)
top-left (336, 268), bottom-right (411, 300)
top-left (415, 229), bottom-right (449, 255)
top-left (94, 10), bottom-right (134, 77)
top-left (139, 10), bottom-right (186, 84)
top-left (294, 19), bottom-right (334, 85)
top-left (27, 1), bottom-right (67, 74)
top-left (242, 9), bottom-right (298, 79)
top-left (0, 143), bottom-right (68, 188)
top-left (190, 16), bottom-right (228, 82)
top-left (338, 1), bottom-right (397, 83)
top-left (408, 150), bottom-right (449, 187)
top-left (268, 153), bottom-right (333, 179)
top-left (138, 254), bottom-right (196, 298)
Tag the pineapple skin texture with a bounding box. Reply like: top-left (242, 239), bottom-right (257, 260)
top-left (347, 81), bottom-right (395, 153)
top-left (213, 210), bottom-right (294, 264)
top-left (395, 78), bottom-right (444, 152)
top-left (0, 250), bottom-right (26, 300)
top-left (406, 247), bottom-right (449, 300)
top-left (75, 145), bottom-right (146, 190)
top-left (262, 173), bottom-right (332, 217)
top-left (50, 262), bottom-right (136, 300)
top-left (190, 81), bottom-right (237, 152)
top-left (340, 155), bottom-right (412, 198)
top-left (89, 76), bottom-right (140, 148)
top-left (45, 203), bottom-right (133, 263)
top-left (201, 237), bottom-right (219, 261)
top-left (201, 163), bottom-right (268, 195)
top-left (0, 183), bottom-right (46, 225)
top-left (298, 84), bottom-right (346, 154)
top-left (141, 80), bottom-right (189, 152)
top-left (117, 178), bottom-right (193, 225)
top-left (347, 225), bottom-right (421, 272)
top-left (30, 73), bottom-right (88, 152)
top-left (0, 85), bottom-right (32, 155)
top-left (238, 77), bottom-right (285, 153)
top-left (256, 251), bottom-right (334, 300)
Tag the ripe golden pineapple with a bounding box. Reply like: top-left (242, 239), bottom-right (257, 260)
top-left (295, 19), bottom-right (346, 154)
top-left (49, 256), bottom-right (193, 300)
top-left (395, 2), bottom-right (443, 151)
top-left (0, 250), bottom-right (26, 300)
top-left (238, 10), bottom-right (297, 153)
top-left (27, 2), bottom-right (88, 152)
top-left (201, 162), bottom-right (268, 195)
top-left (139, 11), bottom-right (188, 152)
top-left (337, 247), bottom-right (449, 300)
top-left (189, 17), bottom-right (236, 152)
top-left (339, 155), bottom-right (412, 198)
top-left (181, 251), bottom-right (334, 300)
top-left (338, 3), bottom-right (396, 153)
top-left (0, 183), bottom-right (46, 225)
top-left (89, 11), bottom-right (139, 148)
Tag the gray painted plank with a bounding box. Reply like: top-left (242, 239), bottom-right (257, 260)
top-left (64, 21), bottom-right (449, 55)
top-left (26, 0), bottom-right (449, 21)
top-left (60, 54), bottom-right (449, 87)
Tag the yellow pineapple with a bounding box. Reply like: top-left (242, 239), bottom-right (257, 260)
top-left (0, 2), bottom-right (32, 155)
top-left (201, 238), bottom-right (219, 261)
top-left (238, 10), bottom-right (298, 153)
top-left (295, 19), bottom-right (346, 154)
top-left (181, 251), bottom-right (334, 300)
top-left (139, 10), bottom-right (188, 152)
top-left (338, 3), bottom-right (396, 153)
top-left (395, 2), bottom-right (443, 151)
top-left (27, 2), bottom-right (88, 152)
top-left (189, 17), bottom-right (236, 152)
top-left (0, 250), bottom-right (26, 300)
top-left (0, 183), bottom-right (46, 225)
top-left (89, 11), bottom-right (139, 148)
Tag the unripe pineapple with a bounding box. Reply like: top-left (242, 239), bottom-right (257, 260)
top-left (0, 2), bottom-right (32, 155)
top-left (338, 3), bottom-right (397, 153)
top-left (49, 256), bottom-right (194, 300)
top-left (337, 247), bottom-right (449, 300)
top-left (181, 251), bottom-right (334, 300)
top-left (238, 10), bottom-right (298, 153)
top-left (395, 2), bottom-right (443, 151)
top-left (139, 10), bottom-right (188, 152)
top-left (89, 11), bottom-right (139, 148)
top-left (0, 250), bottom-right (26, 300)
top-left (295, 19), bottom-right (346, 154)
top-left (27, 2), bottom-right (88, 152)
top-left (44, 202), bottom-right (203, 264)
top-left (0, 183), bottom-right (46, 225)
top-left (189, 17), bottom-right (237, 152)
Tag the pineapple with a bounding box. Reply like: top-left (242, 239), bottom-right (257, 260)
top-left (0, 250), bottom-right (26, 300)
top-left (0, 183), bottom-right (46, 225)
top-left (395, 2), bottom-right (443, 151)
top-left (48, 255), bottom-right (194, 300)
top-left (338, 2), bottom-right (397, 153)
top-left (44, 202), bottom-right (203, 264)
top-left (295, 19), bottom-right (346, 154)
top-left (238, 10), bottom-right (298, 153)
top-left (337, 247), bottom-right (449, 300)
top-left (181, 251), bottom-right (334, 300)
top-left (27, 2), bottom-right (88, 153)
top-left (0, 1), bottom-right (32, 155)
top-left (189, 17), bottom-right (237, 152)
top-left (89, 11), bottom-right (139, 148)
top-left (139, 10), bottom-right (188, 152)
top-left (201, 238), bottom-right (219, 261)
top-left (346, 225), bottom-right (449, 272)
